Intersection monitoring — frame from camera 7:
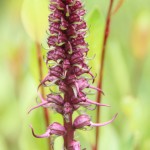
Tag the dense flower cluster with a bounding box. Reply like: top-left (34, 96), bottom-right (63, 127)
top-left (29, 0), bottom-right (117, 149)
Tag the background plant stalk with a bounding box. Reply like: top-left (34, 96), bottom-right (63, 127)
top-left (36, 42), bottom-right (51, 150)
top-left (94, 0), bottom-right (114, 150)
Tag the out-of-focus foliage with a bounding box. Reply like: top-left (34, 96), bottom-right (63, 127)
top-left (0, 0), bottom-right (150, 150)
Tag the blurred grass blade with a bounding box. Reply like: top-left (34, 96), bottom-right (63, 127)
top-left (111, 0), bottom-right (125, 15)
top-left (132, 11), bottom-right (150, 61)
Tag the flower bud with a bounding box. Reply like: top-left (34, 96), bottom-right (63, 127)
top-left (73, 114), bottom-right (118, 129)
top-left (30, 122), bottom-right (66, 139)
top-left (49, 122), bottom-right (66, 136)
top-left (68, 141), bottom-right (81, 150)
top-left (73, 115), bottom-right (91, 129)
top-left (47, 94), bottom-right (64, 105)
top-left (63, 102), bottom-right (73, 114)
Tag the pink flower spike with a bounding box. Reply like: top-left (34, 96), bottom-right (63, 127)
top-left (28, 0), bottom-right (118, 148)
top-left (90, 113), bottom-right (118, 127)
top-left (86, 99), bottom-right (110, 107)
top-left (30, 125), bottom-right (50, 138)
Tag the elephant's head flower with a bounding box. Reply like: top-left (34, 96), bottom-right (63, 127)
top-left (29, 0), bottom-right (117, 149)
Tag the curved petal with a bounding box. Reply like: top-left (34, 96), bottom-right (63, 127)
top-left (30, 125), bottom-right (50, 138)
top-left (89, 86), bottom-right (104, 95)
top-left (75, 82), bottom-right (79, 94)
top-left (86, 99), bottom-right (110, 107)
top-left (88, 71), bottom-right (96, 83)
top-left (90, 113), bottom-right (118, 127)
top-left (28, 101), bottom-right (49, 114)
top-left (37, 75), bottom-right (49, 91)
top-left (72, 86), bottom-right (78, 98)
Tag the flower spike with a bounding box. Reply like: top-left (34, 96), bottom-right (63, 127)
top-left (29, 0), bottom-right (117, 149)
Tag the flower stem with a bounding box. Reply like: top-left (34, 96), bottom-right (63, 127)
top-left (64, 113), bottom-right (74, 148)
top-left (63, 89), bottom-right (74, 149)
top-left (35, 42), bottom-right (51, 150)
top-left (94, 0), bottom-right (114, 150)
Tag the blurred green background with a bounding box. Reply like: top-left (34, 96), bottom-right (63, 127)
top-left (0, 0), bottom-right (150, 150)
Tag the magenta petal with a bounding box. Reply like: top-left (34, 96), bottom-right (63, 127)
top-left (75, 82), bottom-right (79, 93)
top-left (90, 113), bottom-right (118, 127)
top-left (30, 125), bottom-right (50, 138)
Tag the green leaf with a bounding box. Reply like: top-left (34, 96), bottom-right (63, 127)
top-left (21, 0), bottom-right (49, 42)
top-left (86, 9), bottom-right (105, 83)
top-left (107, 41), bottom-right (131, 95)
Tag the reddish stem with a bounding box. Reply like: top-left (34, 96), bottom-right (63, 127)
top-left (63, 88), bottom-right (74, 149)
top-left (64, 113), bottom-right (74, 148)
top-left (35, 42), bottom-right (51, 150)
top-left (94, 0), bottom-right (114, 150)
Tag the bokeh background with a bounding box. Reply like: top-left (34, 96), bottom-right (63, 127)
top-left (0, 0), bottom-right (150, 150)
